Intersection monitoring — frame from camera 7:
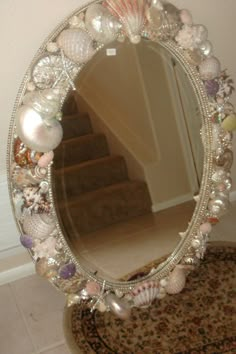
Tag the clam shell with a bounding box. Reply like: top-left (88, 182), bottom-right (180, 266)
top-left (105, 0), bottom-right (147, 43)
top-left (132, 281), bottom-right (159, 307)
top-left (199, 56), bottom-right (221, 80)
top-left (85, 4), bottom-right (121, 44)
top-left (57, 29), bottom-right (96, 64)
top-left (23, 213), bottom-right (56, 240)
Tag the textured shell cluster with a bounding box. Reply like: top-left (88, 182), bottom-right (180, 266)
top-left (9, 0), bottom-right (235, 315)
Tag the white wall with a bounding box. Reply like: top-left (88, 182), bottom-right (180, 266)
top-left (0, 0), bottom-right (236, 263)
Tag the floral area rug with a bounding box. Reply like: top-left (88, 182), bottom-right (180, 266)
top-left (64, 244), bottom-right (236, 354)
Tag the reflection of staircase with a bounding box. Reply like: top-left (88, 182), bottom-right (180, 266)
top-left (53, 92), bottom-right (152, 235)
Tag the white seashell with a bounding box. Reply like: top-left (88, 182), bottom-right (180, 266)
top-left (132, 281), bottom-right (159, 307)
top-left (199, 56), bottom-right (221, 80)
top-left (199, 40), bottom-right (213, 57)
top-left (23, 213), bottom-right (56, 240)
top-left (85, 4), bottom-right (121, 44)
top-left (57, 29), bottom-right (96, 64)
top-left (165, 265), bottom-right (187, 295)
top-left (105, 293), bottom-right (131, 319)
top-left (23, 88), bottom-right (61, 120)
top-left (15, 105), bottom-right (63, 153)
top-left (38, 151), bottom-right (54, 168)
top-left (105, 0), bottom-right (147, 44)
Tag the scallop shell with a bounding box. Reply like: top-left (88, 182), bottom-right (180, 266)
top-left (57, 29), bottom-right (96, 64)
top-left (85, 4), bottom-right (121, 44)
top-left (199, 56), bottom-right (221, 80)
top-left (23, 213), bottom-right (56, 240)
top-left (105, 0), bottom-right (147, 43)
top-left (132, 281), bottom-right (159, 307)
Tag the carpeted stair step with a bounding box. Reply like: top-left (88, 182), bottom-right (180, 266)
top-left (61, 113), bottom-right (93, 140)
top-left (58, 181), bottom-right (152, 235)
top-left (53, 133), bottom-right (110, 169)
top-left (54, 155), bottom-right (129, 198)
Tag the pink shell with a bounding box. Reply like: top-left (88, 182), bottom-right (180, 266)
top-left (199, 222), bottom-right (212, 234)
top-left (85, 281), bottom-right (101, 296)
top-left (105, 0), bottom-right (147, 43)
top-left (38, 151), bottom-right (54, 168)
top-left (179, 9), bottom-right (193, 25)
top-left (132, 281), bottom-right (159, 307)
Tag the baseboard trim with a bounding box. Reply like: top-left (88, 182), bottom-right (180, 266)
top-left (0, 262), bottom-right (35, 286)
top-left (152, 193), bottom-right (193, 213)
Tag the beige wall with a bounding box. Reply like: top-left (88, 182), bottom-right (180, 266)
top-left (0, 0), bottom-right (236, 256)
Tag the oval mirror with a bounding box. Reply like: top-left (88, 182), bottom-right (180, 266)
top-left (53, 39), bottom-right (204, 281)
top-left (8, 0), bottom-right (235, 316)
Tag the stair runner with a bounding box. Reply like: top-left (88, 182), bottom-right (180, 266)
top-left (53, 93), bottom-right (152, 235)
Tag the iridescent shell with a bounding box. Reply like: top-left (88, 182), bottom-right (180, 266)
top-left (15, 104), bottom-right (63, 153)
top-left (23, 88), bottom-right (61, 120)
top-left (85, 4), bottom-right (121, 44)
top-left (199, 56), bottom-right (221, 80)
top-left (57, 29), bottom-right (96, 64)
top-left (132, 281), bottom-right (159, 307)
top-left (105, 0), bottom-right (147, 43)
top-left (23, 212), bottom-right (56, 240)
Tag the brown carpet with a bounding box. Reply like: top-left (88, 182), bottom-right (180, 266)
top-left (63, 243), bottom-right (236, 354)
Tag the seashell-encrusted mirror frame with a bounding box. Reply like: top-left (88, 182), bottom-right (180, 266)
top-left (7, 0), bottom-right (235, 316)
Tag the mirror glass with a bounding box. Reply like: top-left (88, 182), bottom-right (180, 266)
top-left (52, 39), bottom-right (204, 281)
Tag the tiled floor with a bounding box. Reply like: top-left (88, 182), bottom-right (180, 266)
top-left (0, 275), bottom-right (70, 354)
top-left (0, 202), bottom-right (235, 354)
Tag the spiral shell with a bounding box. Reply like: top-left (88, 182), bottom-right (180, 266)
top-left (165, 265), bottom-right (187, 295)
top-left (14, 138), bottom-right (42, 167)
top-left (215, 149), bottom-right (233, 171)
top-left (23, 213), bottom-right (56, 240)
top-left (23, 88), bottom-right (61, 120)
top-left (57, 29), bottom-right (96, 64)
top-left (199, 56), bottom-right (221, 80)
top-left (16, 105), bottom-right (63, 153)
top-left (132, 281), bottom-right (159, 307)
top-left (85, 4), bottom-right (121, 44)
top-left (38, 151), bottom-right (54, 168)
top-left (105, 0), bottom-right (147, 44)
